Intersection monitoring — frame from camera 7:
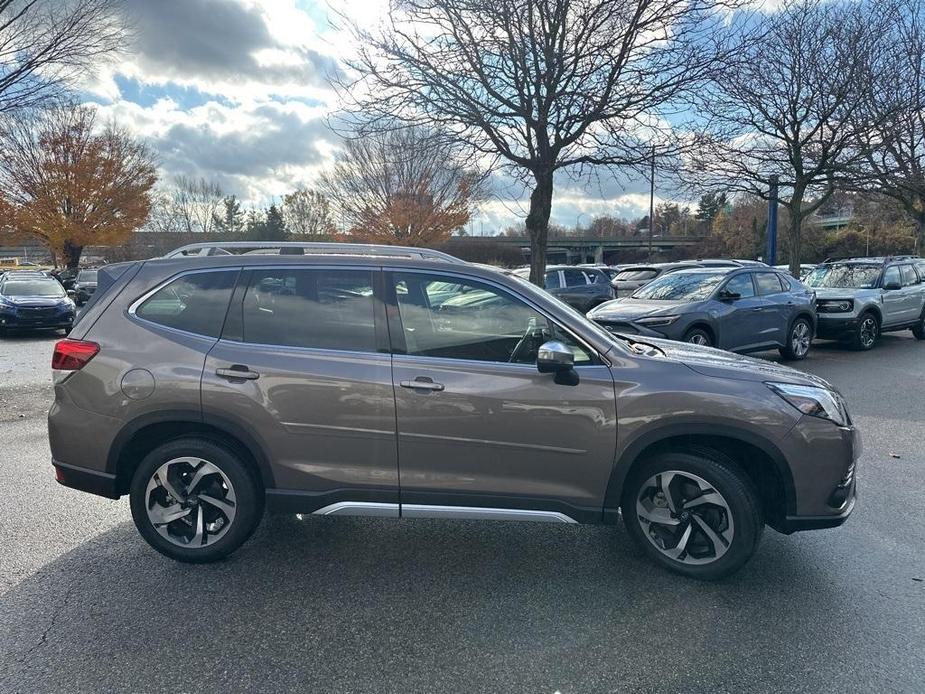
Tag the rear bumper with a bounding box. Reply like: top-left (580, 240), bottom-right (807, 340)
top-left (52, 459), bottom-right (119, 499)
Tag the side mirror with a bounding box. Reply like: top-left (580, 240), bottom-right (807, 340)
top-left (537, 340), bottom-right (574, 373)
top-left (884, 281), bottom-right (901, 291)
top-left (718, 290), bottom-right (741, 301)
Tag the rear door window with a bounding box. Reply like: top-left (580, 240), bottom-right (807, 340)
top-left (900, 265), bottom-right (919, 286)
top-left (755, 272), bottom-right (786, 295)
top-left (240, 269), bottom-right (376, 352)
top-left (562, 269), bottom-right (588, 287)
top-left (135, 271), bottom-right (237, 337)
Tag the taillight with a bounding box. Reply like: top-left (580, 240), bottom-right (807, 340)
top-left (52, 339), bottom-right (99, 371)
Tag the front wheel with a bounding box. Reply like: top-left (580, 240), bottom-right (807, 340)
top-left (130, 438), bottom-right (263, 563)
top-left (621, 451), bottom-right (763, 580)
top-left (683, 327), bottom-right (713, 347)
top-left (779, 317), bottom-right (813, 360)
top-left (849, 312), bottom-right (879, 350)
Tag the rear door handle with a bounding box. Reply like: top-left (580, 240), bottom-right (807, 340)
top-left (400, 378), bottom-right (445, 392)
top-left (752, 307), bottom-right (763, 312)
top-left (216, 365), bottom-right (260, 381)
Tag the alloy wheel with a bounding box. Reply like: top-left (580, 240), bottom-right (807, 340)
top-left (859, 316), bottom-right (878, 348)
top-left (791, 321), bottom-right (811, 357)
top-left (687, 333), bottom-right (709, 346)
top-left (635, 470), bottom-right (734, 565)
top-left (144, 457), bottom-right (237, 548)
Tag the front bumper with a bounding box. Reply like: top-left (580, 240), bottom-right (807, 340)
top-left (0, 313), bottom-right (74, 329)
top-left (591, 318), bottom-right (669, 339)
top-left (815, 313), bottom-right (859, 340)
top-left (774, 418), bottom-right (860, 533)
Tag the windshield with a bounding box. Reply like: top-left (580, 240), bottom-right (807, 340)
top-left (805, 264), bottom-right (881, 289)
top-left (77, 270), bottom-right (98, 282)
top-left (2, 279), bottom-right (65, 297)
top-left (615, 268), bottom-right (659, 282)
top-left (632, 271), bottom-right (727, 301)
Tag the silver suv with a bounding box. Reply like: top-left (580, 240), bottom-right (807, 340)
top-left (48, 243), bottom-right (859, 580)
top-left (805, 257), bottom-right (925, 349)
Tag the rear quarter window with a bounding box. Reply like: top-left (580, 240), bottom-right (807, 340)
top-left (135, 270), bottom-right (237, 338)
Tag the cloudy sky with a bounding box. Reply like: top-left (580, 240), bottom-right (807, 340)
top-left (83, 0), bottom-right (676, 233)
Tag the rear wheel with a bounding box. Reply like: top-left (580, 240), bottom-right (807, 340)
top-left (130, 438), bottom-right (263, 563)
top-left (849, 312), bottom-right (879, 350)
top-left (779, 317), bottom-right (813, 360)
top-left (621, 451), bottom-right (763, 580)
top-left (912, 311), bottom-right (925, 340)
top-left (683, 327), bottom-right (713, 347)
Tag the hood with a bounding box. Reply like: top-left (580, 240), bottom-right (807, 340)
top-left (5, 295), bottom-right (68, 307)
top-left (640, 337), bottom-right (836, 389)
top-left (590, 298), bottom-right (690, 321)
top-left (812, 287), bottom-right (874, 300)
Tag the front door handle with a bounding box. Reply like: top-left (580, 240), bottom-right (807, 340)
top-left (752, 307), bottom-right (763, 312)
top-left (216, 365), bottom-right (260, 381)
top-left (400, 377), bottom-right (445, 392)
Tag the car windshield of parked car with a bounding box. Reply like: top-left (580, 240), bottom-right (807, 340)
top-left (614, 268), bottom-right (658, 282)
top-left (631, 271), bottom-right (726, 301)
top-left (77, 270), bottom-right (97, 282)
top-left (805, 264), bottom-right (881, 289)
top-left (2, 279), bottom-right (65, 297)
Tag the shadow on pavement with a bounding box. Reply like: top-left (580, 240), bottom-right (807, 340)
top-left (0, 514), bottom-right (863, 693)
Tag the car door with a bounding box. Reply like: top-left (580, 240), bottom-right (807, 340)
top-left (201, 265), bottom-right (400, 510)
top-left (386, 269), bottom-right (617, 520)
top-left (880, 265), bottom-right (905, 327)
top-left (899, 265), bottom-right (922, 323)
top-left (716, 272), bottom-right (768, 351)
top-left (753, 271), bottom-right (790, 346)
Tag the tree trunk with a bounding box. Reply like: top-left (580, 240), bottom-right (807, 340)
top-left (525, 169), bottom-right (554, 287)
top-left (915, 215), bottom-right (925, 256)
top-left (62, 240), bottom-right (83, 269)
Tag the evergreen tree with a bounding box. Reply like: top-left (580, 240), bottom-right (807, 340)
top-left (213, 195), bottom-right (244, 234)
top-left (263, 204), bottom-right (287, 241)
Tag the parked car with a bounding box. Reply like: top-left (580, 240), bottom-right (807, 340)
top-left (51, 267), bottom-right (80, 291)
top-left (577, 263), bottom-right (622, 281)
top-left (0, 273), bottom-right (75, 335)
top-left (48, 242), bottom-right (858, 580)
top-left (774, 264), bottom-right (816, 281)
top-left (587, 267), bottom-right (817, 360)
top-left (611, 261), bottom-right (739, 297)
top-left (804, 256), bottom-right (925, 350)
top-left (511, 265), bottom-right (614, 311)
top-left (72, 269), bottom-right (99, 305)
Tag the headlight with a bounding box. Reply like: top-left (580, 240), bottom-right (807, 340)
top-left (767, 382), bottom-right (849, 426)
top-left (817, 299), bottom-right (853, 313)
top-left (635, 315), bottom-right (679, 327)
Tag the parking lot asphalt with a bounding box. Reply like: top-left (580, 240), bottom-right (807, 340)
top-left (1, 332), bottom-right (923, 693)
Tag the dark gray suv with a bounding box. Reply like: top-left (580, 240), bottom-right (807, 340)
top-left (587, 267), bottom-right (817, 360)
top-left (48, 243), bottom-right (859, 580)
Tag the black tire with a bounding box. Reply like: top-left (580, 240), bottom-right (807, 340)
top-left (912, 311), bottom-right (925, 340)
top-left (779, 316), bottom-right (813, 361)
top-left (621, 451), bottom-right (764, 580)
top-left (682, 327), bottom-right (713, 348)
top-left (129, 437), bottom-right (263, 563)
top-left (849, 311), bottom-right (879, 350)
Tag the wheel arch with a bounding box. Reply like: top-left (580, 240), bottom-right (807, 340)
top-left (107, 410), bottom-right (275, 495)
top-left (684, 322), bottom-right (716, 345)
top-left (603, 424), bottom-right (796, 528)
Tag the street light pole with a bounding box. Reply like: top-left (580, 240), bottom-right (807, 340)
top-left (648, 144), bottom-right (655, 261)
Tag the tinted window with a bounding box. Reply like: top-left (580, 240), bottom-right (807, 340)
top-left (615, 268), bottom-right (658, 282)
top-left (882, 266), bottom-right (901, 287)
top-left (545, 271), bottom-right (561, 289)
top-left (755, 272), bottom-right (786, 295)
top-left (900, 265), bottom-right (918, 286)
top-left (241, 269), bottom-right (375, 352)
top-left (77, 270), bottom-right (98, 282)
top-left (392, 273), bottom-right (593, 364)
top-left (723, 273), bottom-right (756, 298)
top-left (136, 271), bottom-right (236, 337)
top-left (562, 269), bottom-right (588, 287)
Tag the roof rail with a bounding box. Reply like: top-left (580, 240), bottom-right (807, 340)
top-left (161, 241), bottom-right (466, 264)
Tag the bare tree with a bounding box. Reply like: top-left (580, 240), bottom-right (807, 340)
top-left (687, 0), bottom-right (886, 276)
top-left (282, 188), bottom-right (336, 237)
top-left (338, 0), bottom-right (741, 284)
top-left (0, 102), bottom-right (156, 267)
top-left (169, 175), bottom-right (224, 235)
top-left (321, 127), bottom-right (486, 246)
top-left (0, 0), bottom-right (127, 113)
top-left (852, 1), bottom-right (925, 252)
